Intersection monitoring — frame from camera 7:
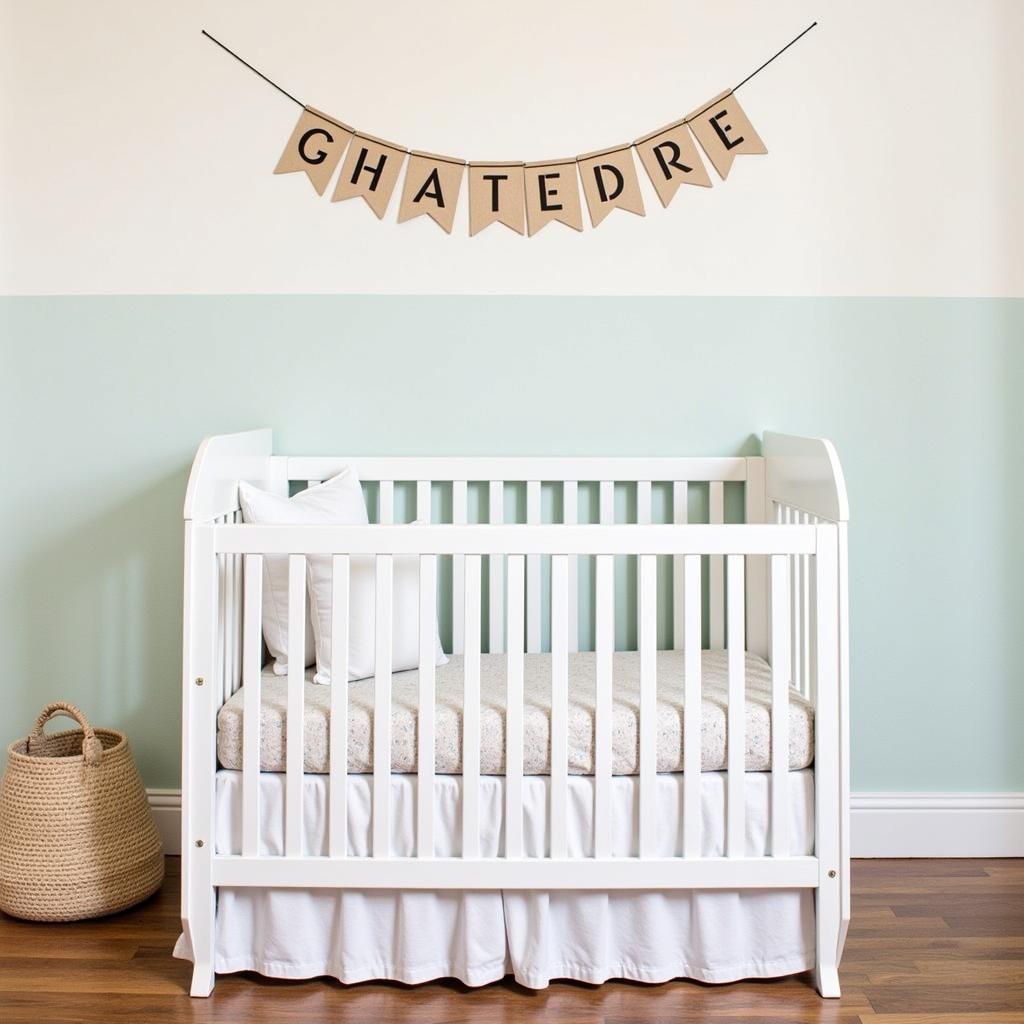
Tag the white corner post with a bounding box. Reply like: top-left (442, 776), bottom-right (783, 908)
top-left (181, 520), bottom-right (218, 997)
top-left (813, 523), bottom-right (842, 998)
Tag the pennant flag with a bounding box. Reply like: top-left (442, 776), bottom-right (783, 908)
top-left (686, 90), bottom-right (767, 180)
top-left (576, 146), bottom-right (645, 227)
top-left (332, 132), bottom-right (407, 218)
top-left (468, 162), bottom-right (525, 236)
top-left (397, 151), bottom-right (466, 233)
top-left (634, 120), bottom-right (711, 207)
top-left (523, 160), bottom-right (584, 236)
top-left (274, 107), bottom-right (352, 196)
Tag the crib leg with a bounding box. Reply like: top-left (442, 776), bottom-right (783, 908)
top-left (186, 889), bottom-right (216, 997)
top-left (815, 961), bottom-right (841, 999)
top-left (814, 878), bottom-right (842, 998)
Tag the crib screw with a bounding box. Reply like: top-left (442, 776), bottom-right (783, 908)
top-left (195, 839), bottom-right (204, 848)
top-left (828, 869), bottom-right (837, 878)
top-left (195, 677), bottom-right (204, 686)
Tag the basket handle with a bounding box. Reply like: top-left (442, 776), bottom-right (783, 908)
top-left (27, 701), bottom-right (104, 765)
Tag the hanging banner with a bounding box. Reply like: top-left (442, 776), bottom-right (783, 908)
top-left (331, 132), bottom-right (407, 218)
top-left (576, 146), bottom-right (646, 227)
top-left (397, 151), bottom-right (466, 233)
top-left (274, 107), bottom-right (352, 196)
top-left (634, 120), bottom-right (711, 207)
top-left (210, 20), bottom-right (820, 237)
top-left (686, 90), bottom-right (767, 179)
top-left (468, 162), bottom-right (525, 236)
top-left (523, 159), bottom-right (584, 235)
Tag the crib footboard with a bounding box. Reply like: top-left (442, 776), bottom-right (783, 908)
top-left (181, 437), bottom-right (848, 998)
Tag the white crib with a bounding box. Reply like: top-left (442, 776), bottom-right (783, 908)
top-left (179, 429), bottom-right (850, 997)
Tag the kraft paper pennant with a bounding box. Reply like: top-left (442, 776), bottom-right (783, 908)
top-left (523, 160), bottom-right (584, 236)
top-left (397, 151), bottom-right (466, 233)
top-left (686, 90), bottom-right (767, 180)
top-left (634, 119), bottom-right (712, 207)
top-left (576, 146), bottom-right (645, 227)
top-left (468, 162), bottom-right (525, 236)
top-left (332, 132), bottom-right (407, 219)
top-left (273, 107), bottom-right (353, 196)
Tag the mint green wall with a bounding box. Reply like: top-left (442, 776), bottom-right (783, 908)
top-left (2, 296), bottom-right (1021, 792)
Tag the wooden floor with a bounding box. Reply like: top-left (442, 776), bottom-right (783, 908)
top-left (0, 858), bottom-right (1021, 1023)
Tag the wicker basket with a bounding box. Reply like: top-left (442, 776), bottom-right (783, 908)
top-left (0, 702), bottom-right (164, 921)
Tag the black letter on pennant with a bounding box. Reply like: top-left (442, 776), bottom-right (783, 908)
top-left (483, 173), bottom-right (508, 212)
top-left (539, 173), bottom-right (562, 211)
top-left (413, 168), bottom-right (445, 207)
top-left (351, 148), bottom-right (388, 191)
top-left (653, 140), bottom-right (693, 179)
top-left (710, 110), bottom-right (745, 150)
top-left (593, 164), bottom-right (624, 203)
top-left (298, 128), bottom-right (333, 165)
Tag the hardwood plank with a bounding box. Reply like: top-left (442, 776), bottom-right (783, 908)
top-left (863, 986), bottom-right (1024, 1014)
top-left (857, 1015), bottom-right (1024, 1024)
top-left (0, 857), bottom-right (1020, 1022)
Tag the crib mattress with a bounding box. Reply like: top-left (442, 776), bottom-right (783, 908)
top-left (217, 649), bottom-right (813, 775)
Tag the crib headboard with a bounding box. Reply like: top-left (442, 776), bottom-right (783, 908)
top-left (764, 431), bottom-right (849, 523)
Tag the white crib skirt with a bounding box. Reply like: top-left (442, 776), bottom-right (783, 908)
top-left (174, 770), bottom-right (815, 988)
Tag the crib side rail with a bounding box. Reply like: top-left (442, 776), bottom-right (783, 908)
top-left (211, 522), bottom-right (814, 555)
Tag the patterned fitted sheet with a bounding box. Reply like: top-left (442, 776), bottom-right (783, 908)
top-left (217, 650), bottom-right (813, 776)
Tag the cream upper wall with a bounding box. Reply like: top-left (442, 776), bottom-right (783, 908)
top-left (1, 0), bottom-right (1021, 297)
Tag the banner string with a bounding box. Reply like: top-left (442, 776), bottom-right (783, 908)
top-left (201, 21), bottom-right (817, 150)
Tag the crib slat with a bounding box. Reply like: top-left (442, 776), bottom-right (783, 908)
top-left (636, 481), bottom-right (652, 643)
top-left (452, 481), bottom-right (467, 655)
top-left (594, 554), bottom-right (614, 859)
top-left (788, 507), bottom-right (801, 694)
top-left (563, 481), bottom-right (579, 653)
top-left (235, 543), bottom-right (244, 694)
top-left (373, 555), bottom-right (394, 859)
top-left (329, 555), bottom-right (350, 859)
top-left (242, 554), bottom-right (262, 858)
top-left (770, 554), bottom-right (791, 858)
top-left (550, 555), bottom-right (569, 859)
top-left (418, 555), bottom-right (437, 859)
top-left (709, 481), bottom-right (725, 648)
top-left (379, 480), bottom-right (394, 525)
top-left (286, 555), bottom-right (306, 858)
top-left (682, 554), bottom-right (702, 858)
top-left (222, 552), bottom-right (233, 702)
top-left (599, 480), bottom-right (614, 525)
top-left (726, 554), bottom-right (746, 858)
top-left (416, 480), bottom-right (431, 523)
top-left (801, 511), bottom-right (812, 701)
top-left (638, 553), bottom-right (657, 860)
top-left (228, 551), bottom-right (237, 702)
top-left (505, 555), bottom-right (525, 858)
top-left (489, 480), bottom-right (504, 654)
top-left (217, 553), bottom-right (228, 704)
top-left (672, 481), bottom-right (689, 651)
top-left (462, 554), bottom-right (482, 859)
top-left (526, 480), bottom-right (541, 652)
top-left (636, 480), bottom-right (652, 526)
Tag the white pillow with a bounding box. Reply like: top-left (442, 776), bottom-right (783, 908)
top-left (305, 520), bottom-right (446, 679)
top-left (238, 471), bottom-right (368, 676)
top-left (238, 473), bottom-right (447, 684)
top-left (309, 521), bottom-right (448, 684)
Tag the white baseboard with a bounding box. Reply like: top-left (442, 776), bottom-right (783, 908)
top-left (148, 790), bottom-right (1024, 859)
top-left (850, 792), bottom-right (1024, 857)
top-left (148, 789), bottom-right (183, 856)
